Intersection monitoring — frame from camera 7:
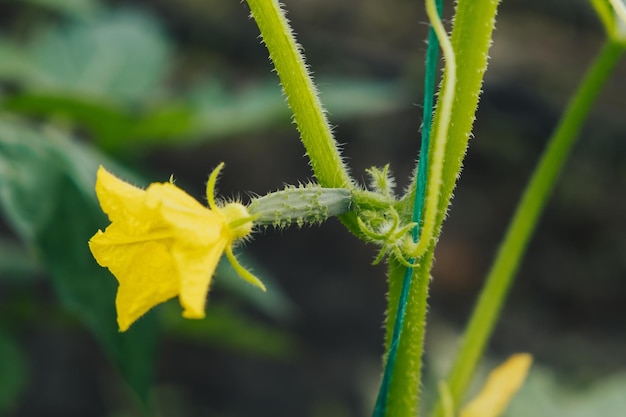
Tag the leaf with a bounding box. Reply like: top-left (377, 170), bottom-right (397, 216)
top-left (0, 40), bottom-right (40, 86)
top-left (507, 367), bottom-right (626, 417)
top-left (185, 78), bottom-right (405, 144)
top-left (96, 78), bottom-right (403, 149)
top-left (5, 92), bottom-right (138, 148)
top-left (0, 329), bottom-right (28, 414)
top-left (24, 9), bottom-right (170, 104)
top-left (10, 0), bottom-right (101, 18)
top-left (318, 78), bottom-right (406, 117)
top-left (214, 256), bottom-right (296, 322)
top-left (1, 5), bottom-right (403, 151)
top-left (159, 302), bottom-right (296, 360)
top-left (0, 239), bottom-right (41, 282)
top-left (0, 117), bottom-right (156, 403)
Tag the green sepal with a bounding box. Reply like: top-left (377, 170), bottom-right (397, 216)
top-left (248, 185), bottom-right (352, 228)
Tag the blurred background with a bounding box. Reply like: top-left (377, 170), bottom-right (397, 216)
top-left (0, 0), bottom-right (625, 416)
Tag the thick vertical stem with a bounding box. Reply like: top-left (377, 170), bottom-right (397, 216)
top-left (383, 255), bottom-right (433, 417)
top-left (385, 0), bottom-right (501, 415)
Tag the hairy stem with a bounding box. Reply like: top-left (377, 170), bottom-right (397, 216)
top-left (385, 0), bottom-right (501, 415)
top-left (245, 0), bottom-right (376, 236)
top-left (375, 0), bottom-right (446, 415)
top-left (383, 256), bottom-right (433, 417)
top-left (245, 0), bottom-right (351, 189)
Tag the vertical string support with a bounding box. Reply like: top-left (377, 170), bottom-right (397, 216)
top-left (372, 0), bottom-right (444, 416)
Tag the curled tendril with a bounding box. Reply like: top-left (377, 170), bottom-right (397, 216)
top-left (357, 207), bottom-right (420, 267)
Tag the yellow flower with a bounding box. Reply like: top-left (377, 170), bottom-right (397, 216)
top-left (459, 353), bottom-right (532, 417)
top-left (88, 163), bottom-right (264, 332)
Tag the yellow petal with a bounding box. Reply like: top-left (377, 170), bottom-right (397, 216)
top-left (89, 227), bottom-right (179, 331)
top-left (95, 166), bottom-right (146, 225)
top-left (173, 234), bottom-right (229, 318)
top-left (95, 166), bottom-right (178, 239)
top-left (145, 182), bottom-right (232, 317)
top-left (146, 182), bottom-right (225, 243)
top-left (146, 182), bottom-right (210, 215)
top-left (459, 354), bottom-right (532, 417)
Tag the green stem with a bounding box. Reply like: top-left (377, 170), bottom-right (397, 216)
top-left (375, 0), bottom-right (445, 415)
top-left (384, 256), bottom-right (433, 417)
top-left (401, 0), bottom-right (501, 221)
top-left (431, 39), bottom-right (625, 417)
top-left (244, 0), bottom-right (372, 236)
top-left (244, 0), bottom-right (351, 189)
top-left (384, 0), bottom-right (500, 415)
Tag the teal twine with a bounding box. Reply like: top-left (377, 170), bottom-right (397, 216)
top-left (372, 1), bottom-right (443, 416)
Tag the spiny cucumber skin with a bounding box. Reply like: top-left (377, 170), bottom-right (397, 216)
top-left (248, 186), bottom-right (352, 228)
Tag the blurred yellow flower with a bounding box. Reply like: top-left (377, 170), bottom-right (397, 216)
top-left (89, 163), bottom-right (264, 332)
top-left (459, 353), bottom-right (532, 417)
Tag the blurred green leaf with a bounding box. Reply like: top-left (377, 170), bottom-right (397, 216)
top-left (0, 239), bottom-right (41, 281)
top-left (160, 302), bottom-right (297, 360)
top-left (318, 78), bottom-right (407, 117)
top-left (0, 6), bottom-right (404, 150)
top-left (4, 78), bottom-right (404, 151)
top-left (106, 78), bottom-right (405, 149)
top-left (0, 117), bottom-right (157, 403)
top-left (0, 40), bottom-right (40, 86)
top-left (173, 78), bottom-right (405, 147)
top-left (507, 367), bottom-right (626, 417)
top-left (0, 329), bottom-right (28, 414)
top-left (215, 257), bottom-right (296, 322)
top-left (5, 93), bottom-right (140, 147)
top-left (9, 0), bottom-right (101, 18)
top-left (3, 92), bottom-right (196, 150)
top-left (0, 9), bottom-right (170, 104)
top-left (29, 10), bottom-right (170, 103)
